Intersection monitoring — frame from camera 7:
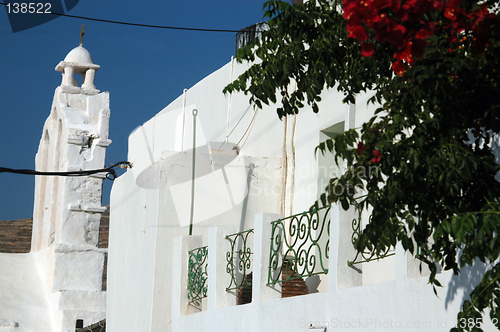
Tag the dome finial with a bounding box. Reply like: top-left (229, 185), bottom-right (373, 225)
top-left (79, 24), bottom-right (85, 46)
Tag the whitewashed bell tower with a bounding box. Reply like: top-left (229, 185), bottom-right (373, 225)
top-left (32, 28), bottom-right (110, 331)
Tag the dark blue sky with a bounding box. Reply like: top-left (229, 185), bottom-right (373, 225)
top-left (0, 0), bottom-right (269, 220)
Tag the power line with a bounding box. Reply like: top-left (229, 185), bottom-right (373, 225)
top-left (0, 161), bottom-right (132, 180)
top-left (0, 2), bottom-right (244, 33)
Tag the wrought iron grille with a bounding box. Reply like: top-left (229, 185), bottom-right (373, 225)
top-left (187, 246), bottom-right (208, 307)
top-left (225, 229), bottom-right (254, 291)
top-left (347, 215), bottom-right (395, 265)
top-left (268, 206), bottom-right (331, 285)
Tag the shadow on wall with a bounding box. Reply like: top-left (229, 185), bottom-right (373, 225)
top-left (306, 275), bottom-right (321, 294)
top-left (445, 258), bottom-right (489, 309)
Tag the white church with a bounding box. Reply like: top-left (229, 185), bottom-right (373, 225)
top-left (0, 27), bottom-right (496, 332)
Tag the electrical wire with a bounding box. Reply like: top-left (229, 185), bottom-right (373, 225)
top-left (0, 2), bottom-right (245, 33)
top-left (0, 161), bottom-right (132, 180)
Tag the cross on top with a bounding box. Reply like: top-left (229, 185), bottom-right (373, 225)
top-left (79, 24), bottom-right (85, 46)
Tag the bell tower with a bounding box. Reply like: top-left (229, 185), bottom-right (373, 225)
top-left (32, 31), bottom-right (110, 331)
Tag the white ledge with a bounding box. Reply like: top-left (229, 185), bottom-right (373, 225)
top-left (55, 243), bottom-right (107, 254)
top-left (60, 85), bottom-right (100, 95)
top-left (68, 204), bottom-right (107, 213)
top-left (96, 138), bottom-right (112, 147)
top-left (67, 135), bottom-right (88, 146)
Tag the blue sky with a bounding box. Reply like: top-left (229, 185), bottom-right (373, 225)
top-left (0, 0), bottom-right (269, 220)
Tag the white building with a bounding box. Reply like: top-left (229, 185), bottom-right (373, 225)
top-left (1, 24), bottom-right (492, 332)
top-left (106, 35), bottom-right (496, 331)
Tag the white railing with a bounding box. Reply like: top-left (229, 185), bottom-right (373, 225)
top-left (171, 208), bottom-right (405, 318)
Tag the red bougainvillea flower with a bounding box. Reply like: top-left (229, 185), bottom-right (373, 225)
top-left (391, 60), bottom-right (406, 76)
top-left (371, 150), bottom-right (382, 163)
top-left (393, 41), bottom-right (413, 64)
top-left (411, 38), bottom-right (428, 58)
top-left (472, 12), bottom-right (499, 53)
top-left (343, 0), bottom-right (499, 74)
top-left (361, 42), bottom-right (375, 56)
top-left (356, 142), bottom-right (366, 155)
top-left (348, 24), bottom-right (369, 42)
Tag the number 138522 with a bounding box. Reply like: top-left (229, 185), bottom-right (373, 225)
top-left (6, 3), bottom-right (52, 14)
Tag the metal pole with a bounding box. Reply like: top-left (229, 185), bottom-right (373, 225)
top-left (189, 109), bottom-right (198, 236)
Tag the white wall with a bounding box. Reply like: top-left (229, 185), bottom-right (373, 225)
top-left (108, 57), bottom-right (399, 332)
top-left (108, 153), bottom-right (282, 331)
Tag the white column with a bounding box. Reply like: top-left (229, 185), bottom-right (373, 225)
top-left (336, 205), bottom-right (363, 288)
top-left (82, 69), bottom-right (96, 89)
top-left (62, 67), bottom-right (76, 86)
top-left (171, 235), bottom-right (203, 318)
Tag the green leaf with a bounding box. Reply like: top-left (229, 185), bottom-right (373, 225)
top-left (341, 198), bottom-right (349, 211)
top-left (326, 139), bottom-right (334, 152)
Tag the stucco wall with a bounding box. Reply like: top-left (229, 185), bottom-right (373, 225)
top-left (108, 56), bottom-right (416, 332)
